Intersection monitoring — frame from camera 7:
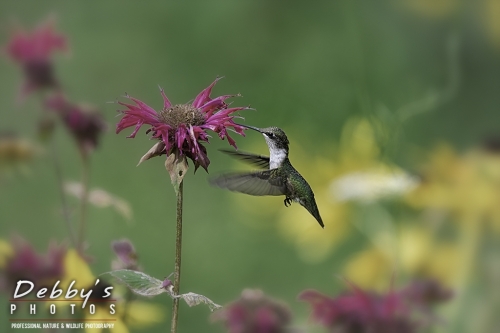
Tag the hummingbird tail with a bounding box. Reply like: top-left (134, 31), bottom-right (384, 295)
top-left (304, 199), bottom-right (324, 228)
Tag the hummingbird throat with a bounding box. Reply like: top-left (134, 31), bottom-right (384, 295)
top-left (269, 148), bottom-right (288, 169)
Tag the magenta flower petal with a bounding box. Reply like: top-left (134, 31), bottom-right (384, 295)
top-left (5, 20), bottom-right (67, 63)
top-left (159, 86), bottom-right (172, 110)
top-left (192, 76), bottom-right (222, 108)
top-left (116, 78), bottom-right (248, 171)
top-left (127, 121), bottom-right (144, 138)
top-left (4, 19), bottom-right (67, 100)
top-left (200, 94), bottom-right (237, 116)
top-left (46, 94), bottom-right (106, 155)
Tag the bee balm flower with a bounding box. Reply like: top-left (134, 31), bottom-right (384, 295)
top-left (46, 94), bottom-right (106, 156)
top-left (299, 280), bottom-right (452, 333)
top-left (116, 77), bottom-right (249, 172)
top-left (0, 237), bottom-right (66, 294)
top-left (4, 19), bottom-right (66, 100)
top-left (212, 289), bottom-right (293, 333)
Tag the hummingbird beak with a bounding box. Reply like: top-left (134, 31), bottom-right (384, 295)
top-left (238, 124), bottom-right (262, 133)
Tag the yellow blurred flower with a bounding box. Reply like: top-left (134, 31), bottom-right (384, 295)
top-left (344, 142), bottom-right (500, 292)
top-left (397, 0), bottom-right (500, 50)
top-left (397, 0), bottom-right (459, 19)
top-left (82, 296), bottom-right (164, 333)
top-left (0, 239), bottom-right (14, 268)
top-left (87, 306), bottom-right (129, 333)
top-left (407, 144), bottom-right (500, 232)
top-left (0, 135), bottom-right (38, 163)
top-left (0, 134), bottom-right (41, 176)
top-left (343, 248), bottom-right (391, 290)
top-left (278, 194), bottom-right (350, 263)
top-left (124, 301), bottom-right (165, 329)
top-left (343, 225), bottom-right (461, 290)
top-left (400, 142), bottom-right (500, 323)
top-left (482, 0), bottom-right (500, 49)
top-left (62, 249), bottom-right (95, 289)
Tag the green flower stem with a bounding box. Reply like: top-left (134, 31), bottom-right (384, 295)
top-left (449, 215), bottom-right (482, 332)
top-left (50, 140), bottom-right (76, 248)
top-left (39, 92), bottom-right (77, 248)
top-left (77, 152), bottom-right (91, 253)
top-left (171, 180), bottom-right (184, 333)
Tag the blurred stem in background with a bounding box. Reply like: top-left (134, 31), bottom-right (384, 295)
top-left (397, 34), bottom-right (460, 123)
top-left (171, 180), bottom-right (184, 333)
top-left (38, 92), bottom-right (77, 248)
top-left (77, 151), bottom-right (90, 253)
top-left (50, 140), bottom-right (76, 247)
top-left (449, 217), bottom-right (483, 332)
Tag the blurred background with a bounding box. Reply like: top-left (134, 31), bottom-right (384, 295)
top-left (1, 1), bottom-right (499, 332)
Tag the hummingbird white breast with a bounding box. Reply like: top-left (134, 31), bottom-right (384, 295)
top-left (269, 148), bottom-right (287, 169)
top-left (264, 135), bottom-right (288, 169)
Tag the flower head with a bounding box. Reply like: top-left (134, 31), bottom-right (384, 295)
top-left (212, 289), bottom-right (292, 333)
top-left (0, 237), bottom-right (66, 295)
top-left (116, 77), bottom-right (249, 172)
top-left (46, 94), bottom-right (106, 156)
top-left (300, 279), bottom-right (452, 333)
top-left (300, 286), bottom-right (415, 333)
top-left (0, 133), bottom-right (40, 174)
top-left (400, 279), bottom-right (453, 307)
top-left (4, 19), bottom-right (67, 99)
top-left (111, 239), bottom-right (140, 271)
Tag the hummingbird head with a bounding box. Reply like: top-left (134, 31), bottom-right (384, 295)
top-left (260, 126), bottom-right (290, 151)
top-left (239, 124), bottom-right (289, 169)
top-left (240, 125), bottom-right (289, 151)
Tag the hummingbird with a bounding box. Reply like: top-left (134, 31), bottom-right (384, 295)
top-left (210, 124), bottom-right (324, 228)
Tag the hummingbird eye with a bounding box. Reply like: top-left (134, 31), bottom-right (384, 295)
top-left (267, 132), bottom-right (274, 138)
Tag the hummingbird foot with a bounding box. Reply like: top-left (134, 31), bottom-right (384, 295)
top-left (284, 197), bottom-right (292, 207)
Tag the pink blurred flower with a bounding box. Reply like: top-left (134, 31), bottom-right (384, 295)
top-left (212, 289), bottom-right (293, 333)
top-left (300, 280), bottom-right (452, 333)
top-left (0, 237), bottom-right (66, 296)
top-left (300, 287), bottom-right (414, 333)
top-left (46, 94), bottom-right (106, 156)
top-left (4, 19), bottom-right (67, 100)
top-left (399, 279), bottom-right (453, 325)
top-left (401, 279), bottom-right (453, 307)
top-left (111, 239), bottom-right (140, 271)
top-left (116, 77), bottom-right (249, 172)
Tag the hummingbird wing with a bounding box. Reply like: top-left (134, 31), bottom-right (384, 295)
top-left (210, 170), bottom-right (286, 196)
top-left (219, 149), bottom-right (270, 169)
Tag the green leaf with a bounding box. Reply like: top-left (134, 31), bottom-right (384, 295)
top-left (101, 270), bottom-right (222, 311)
top-left (179, 292), bottom-right (222, 312)
top-left (101, 269), bottom-right (166, 297)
